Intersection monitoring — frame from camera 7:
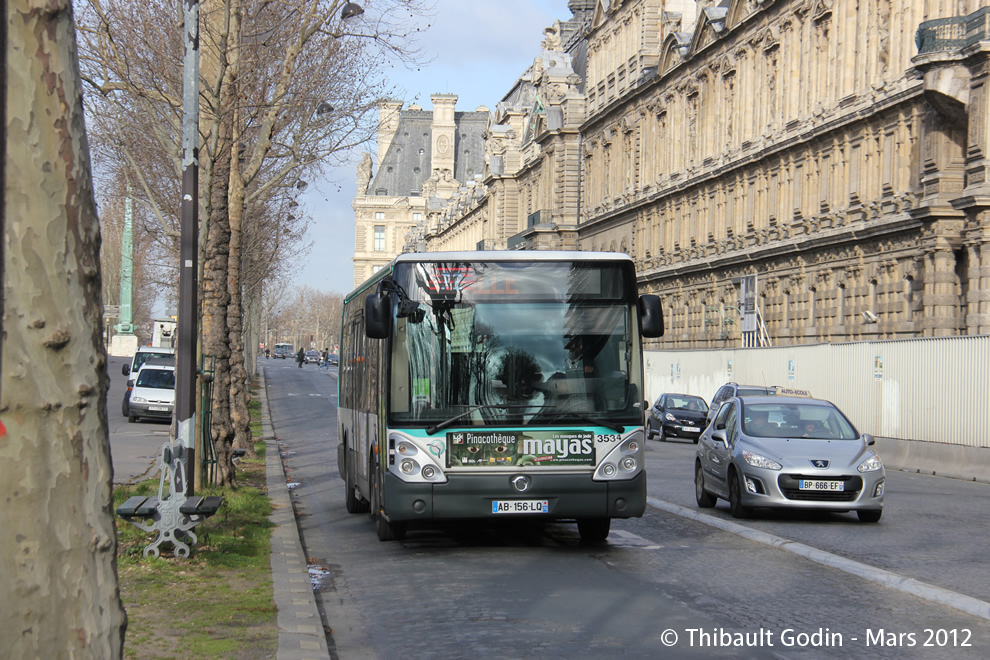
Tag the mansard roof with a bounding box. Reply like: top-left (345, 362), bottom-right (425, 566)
top-left (368, 109), bottom-right (489, 197)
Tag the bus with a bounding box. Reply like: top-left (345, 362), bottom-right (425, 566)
top-left (273, 342), bottom-right (293, 358)
top-left (337, 252), bottom-right (664, 541)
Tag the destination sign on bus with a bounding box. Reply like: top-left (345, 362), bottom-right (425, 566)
top-left (446, 430), bottom-right (595, 467)
top-left (411, 262), bottom-right (621, 301)
top-left (424, 266), bottom-right (519, 296)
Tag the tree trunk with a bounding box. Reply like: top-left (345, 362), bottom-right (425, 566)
top-left (2, 0), bottom-right (127, 655)
top-left (225, 0), bottom-right (252, 456)
top-left (202, 133), bottom-right (236, 487)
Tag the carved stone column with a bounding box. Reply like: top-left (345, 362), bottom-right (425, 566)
top-left (923, 248), bottom-right (960, 336)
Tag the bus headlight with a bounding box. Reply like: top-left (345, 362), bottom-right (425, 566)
top-left (388, 433), bottom-right (448, 483)
top-left (594, 431), bottom-right (645, 481)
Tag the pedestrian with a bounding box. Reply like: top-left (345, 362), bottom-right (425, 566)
top-left (320, 348), bottom-right (329, 370)
top-left (296, 347), bottom-right (305, 368)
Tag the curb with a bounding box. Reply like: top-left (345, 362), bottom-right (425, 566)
top-left (646, 496), bottom-right (990, 622)
top-left (260, 367), bottom-right (333, 660)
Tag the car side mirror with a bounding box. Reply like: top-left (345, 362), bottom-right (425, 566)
top-left (712, 429), bottom-right (728, 449)
top-left (863, 433), bottom-right (875, 446)
top-left (122, 364), bottom-right (130, 376)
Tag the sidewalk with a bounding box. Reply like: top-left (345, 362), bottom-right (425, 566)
top-left (259, 366), bottom-right (334, 660)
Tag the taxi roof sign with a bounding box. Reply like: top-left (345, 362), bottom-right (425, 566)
top-left (774, 386), bottom-right (812, 398)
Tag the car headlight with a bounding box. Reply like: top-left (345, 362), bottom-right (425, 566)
top-left (664, 413), bottom-right (676, 422)
top-left (858, 454), bottom-right (884, 473)
top-left (743, 451), bottom-right (782, 470)
top-left (131, 396), bottom-right (147, 403)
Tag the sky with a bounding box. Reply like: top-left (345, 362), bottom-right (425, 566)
top-left (293, 0), bottom-right (574, 295)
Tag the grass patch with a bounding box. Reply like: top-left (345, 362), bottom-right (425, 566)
top-left (115, 378), bottom-right (277, 659)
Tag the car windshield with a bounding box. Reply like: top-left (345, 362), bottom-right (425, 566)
top-left (666, 395), bottom-right (708, 412)
top-left (136, 369), bottom-right (175, 390)
top-left (742, 402), bottom-right (858, 439)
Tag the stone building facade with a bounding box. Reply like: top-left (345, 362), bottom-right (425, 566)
top-left (382, 0), bottom-right (990, 349)
top-left (352, 95), bottom-right (488, 287)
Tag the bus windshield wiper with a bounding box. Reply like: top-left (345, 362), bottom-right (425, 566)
top-left (425, 404), bottom-right (539, 435)
top-left (535, 408), bottom-right (626, 434)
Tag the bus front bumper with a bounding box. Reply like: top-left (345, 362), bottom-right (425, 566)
top-left (383, 470), bottom-right (646, 522)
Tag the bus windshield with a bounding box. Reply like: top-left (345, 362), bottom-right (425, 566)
top-left (388, 261), bottom-right (644, 429)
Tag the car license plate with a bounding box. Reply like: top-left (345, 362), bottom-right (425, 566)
top-left (492, 500), bottom-right (548, 514)
top-left (681, 426), bottom-right (700, 432)
top-left (799, 479), bottom-right (844, 491)
top-left (148, 406), bottom-right (169, 412)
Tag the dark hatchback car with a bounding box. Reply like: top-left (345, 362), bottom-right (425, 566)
top-left (304, 350), bottom-right (321, 364)
top-left (706, 383), bottom-right (775, 428)
top-left (647, 393), bottom-right (710, 442)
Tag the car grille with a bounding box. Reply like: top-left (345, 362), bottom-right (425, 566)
top-left (777, 474), bottom-right (863, 502)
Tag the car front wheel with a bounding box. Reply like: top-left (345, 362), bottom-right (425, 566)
top-left (695, 462), bottom-right (717, 508)
top-left (857, 509), bottom-right (882, 523)
top-left (728, 471), bottom-right (751, 519)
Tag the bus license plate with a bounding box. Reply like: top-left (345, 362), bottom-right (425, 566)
top-left (492, 500), bottom-right (548, 514)
top-left (799, 480), bottom-right (844, 491)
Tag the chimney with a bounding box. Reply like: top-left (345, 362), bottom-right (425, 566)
top-left (430, 94), bottom-right (458, 177)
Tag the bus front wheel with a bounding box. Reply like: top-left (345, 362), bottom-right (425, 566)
top-left (344, 453), bottom-right (370, 514)
top-left (577, 518), bottom-right (610, 543)
top-left (370, 462), bottom-right (406, 542)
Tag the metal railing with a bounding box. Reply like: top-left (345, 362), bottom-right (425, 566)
top-left (199, 354), bottom-right (218, 485)
top-left (916, 6), bottom-right (990, 54)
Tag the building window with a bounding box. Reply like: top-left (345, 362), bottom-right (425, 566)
top-left (374, 225), bottom-right (386, 252)
top-left (413, 213), bottom-right (422, 222)
top-left (375, 212), bottom-right (385, 220)
top-left (372, 265), bottom-right (382, 274)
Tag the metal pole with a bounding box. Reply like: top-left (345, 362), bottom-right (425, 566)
top-left (176, 0), bottom-right (200, 496)
top-left (113, 187), bottom-right (134, 335)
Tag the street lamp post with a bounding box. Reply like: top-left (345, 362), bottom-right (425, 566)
top-left (176, 0), bottom-right (200, 496)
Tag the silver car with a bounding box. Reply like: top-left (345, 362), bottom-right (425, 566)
top-left (694, 395), bottom-right (884, 522)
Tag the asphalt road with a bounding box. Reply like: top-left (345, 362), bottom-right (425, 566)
top-left (262, 361), bottom-right (990, 660)
top-left (107, 354), bottom-right (171, 484)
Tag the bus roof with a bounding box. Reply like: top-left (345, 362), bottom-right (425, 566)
top-left (345, 251), bottom-right (635, 302)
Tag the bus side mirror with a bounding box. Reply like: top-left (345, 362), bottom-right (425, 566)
top-left (365, 291), bottom-right (391, 339)
top-left (639, 294), bottom-right (664, 338)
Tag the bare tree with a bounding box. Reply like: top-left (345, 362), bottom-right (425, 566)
top-left (76, 0), bottom-right (432, 485)
top-left (2, 0), bottom-right (127, 655)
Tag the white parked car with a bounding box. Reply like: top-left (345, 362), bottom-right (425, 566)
top-left (127, 362), bottom-right (175, 423)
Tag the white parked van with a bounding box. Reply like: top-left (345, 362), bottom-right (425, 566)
top-left (127, 362), bottom-right (175, 423)
top-left (122, 346), bottom-right (175, 417)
